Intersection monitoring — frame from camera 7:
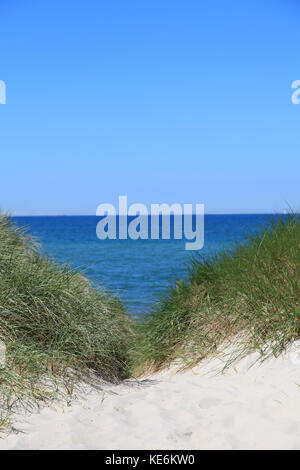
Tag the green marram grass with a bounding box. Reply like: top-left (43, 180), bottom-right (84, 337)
top-left (132, 214), bottom-right (300, 374)
top-left (0, 214), bottom-right (133, 429)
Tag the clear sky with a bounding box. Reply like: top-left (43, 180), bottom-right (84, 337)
top-left (0, 0), bottom-right (299, 214)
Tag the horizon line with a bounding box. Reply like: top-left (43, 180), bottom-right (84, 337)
top-left (10, 212), bottom-right (289, 217)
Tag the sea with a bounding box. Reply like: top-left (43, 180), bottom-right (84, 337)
top-left (13, 214), bottom-right (283, 317)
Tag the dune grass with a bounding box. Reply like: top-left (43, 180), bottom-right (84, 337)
top-left (131, 214), bottom-right (300, 374)
top-left (0, 214), bottom-right (133, 429)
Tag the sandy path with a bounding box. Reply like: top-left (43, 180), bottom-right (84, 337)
top-left (1, 343), bottom-right (300, 450)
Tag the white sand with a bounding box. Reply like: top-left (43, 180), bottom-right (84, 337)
top-left (1, 342), bottom-right (300, 450)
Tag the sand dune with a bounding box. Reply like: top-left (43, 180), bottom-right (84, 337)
top-left (1, 342), bottom-right (300, 450)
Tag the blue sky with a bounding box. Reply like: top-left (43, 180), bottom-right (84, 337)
top-left (0, 0), bottom-right (299, 214)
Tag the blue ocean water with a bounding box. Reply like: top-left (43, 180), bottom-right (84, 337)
top-left (13, 215), bottom-right (283, 316)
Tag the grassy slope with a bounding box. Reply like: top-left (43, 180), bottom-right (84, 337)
top-left (0, 215), bottom-right (133, 428)
top-left (132, 215), bottom-right (300, 374)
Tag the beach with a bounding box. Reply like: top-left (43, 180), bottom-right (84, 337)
top-left (1, 0), bottom-right (299, 454)
top-left (1, 342), bottom-right (300, 450)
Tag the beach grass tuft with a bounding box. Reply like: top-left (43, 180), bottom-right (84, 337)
top-left (131, 214), bottom-right (300, 374)
top-left (0, 214), bottom-right (133, 429)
